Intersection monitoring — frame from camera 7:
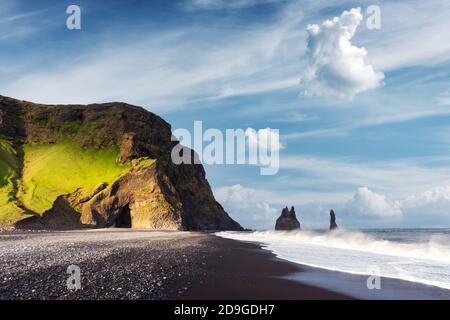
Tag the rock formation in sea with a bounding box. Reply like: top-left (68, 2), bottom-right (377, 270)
top-left (329, 209), bottom-right (338, 230)
top-left (0, 95), bottom-right (242, 231)
top-left (275, 206), bottom-right (300, 230)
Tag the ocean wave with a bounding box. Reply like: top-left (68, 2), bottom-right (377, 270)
top-left (216, 229), bottom-right (450, 290)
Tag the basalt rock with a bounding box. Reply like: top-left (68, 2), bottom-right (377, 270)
top-left (15, 196), bottom-right (84, 230)
top-left (275, 206), bottom-right (300, 231)
top-left (0, 95), bottom-right (242, 231)
top-left (329, 209), bottom-right (338, 230)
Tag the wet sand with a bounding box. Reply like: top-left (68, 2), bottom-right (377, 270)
top-left (182, 235), bottom-right (350, 299)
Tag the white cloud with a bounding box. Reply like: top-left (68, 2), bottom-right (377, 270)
top-left (345, 187), bottom-right (402, 218)
top-left (245, 128), bottom-right (284, 152)
top-left (300, 7), bottom-right (384, 99)
top-left (402, 186), bottom-right (450, 216)
top-left (342, 186), bottom-right (450, 222)
top-left (215, 184), bottom-right (278, 229)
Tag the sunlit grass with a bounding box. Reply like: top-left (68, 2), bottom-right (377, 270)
top-left (0, 138), bottom-right (25, 222)
top-left (18, 143), bottom-right (132, 214)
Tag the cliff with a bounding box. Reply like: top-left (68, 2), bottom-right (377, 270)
top-left (0, 95), bottom-right (242, 231)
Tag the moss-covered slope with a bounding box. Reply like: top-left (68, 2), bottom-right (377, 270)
top-left (0, 137), bottom-right (27, 223)
top-left (19, 143), bottom-right (131, 214)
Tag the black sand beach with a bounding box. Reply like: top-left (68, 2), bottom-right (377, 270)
top-left (0, 230), bottom-right (447, 300)
top-left (0, 230), bottom-right (347, 300)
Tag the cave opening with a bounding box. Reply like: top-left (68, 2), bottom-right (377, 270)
top-left (116, 205), bottom-right (132, 228)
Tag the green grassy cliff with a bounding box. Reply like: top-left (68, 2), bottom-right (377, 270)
top-left (0, 95), bottom-right (242, 231)
top-left (0, 137), bottom-right (26, 222)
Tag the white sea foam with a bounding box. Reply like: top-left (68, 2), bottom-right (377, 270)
top-left (216, 229), bottom-right (450, 290)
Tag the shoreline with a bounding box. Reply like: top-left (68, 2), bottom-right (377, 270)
top-left (213, 236), bottom-right (450, 300)
top-left (181, 235), bottom-right (351, 300)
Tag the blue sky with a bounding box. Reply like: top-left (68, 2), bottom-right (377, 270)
top-left (2, 0), bottom-right (450, 229)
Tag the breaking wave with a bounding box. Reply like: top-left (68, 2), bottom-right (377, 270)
top-left (216, 229), bottom-right (450, 290)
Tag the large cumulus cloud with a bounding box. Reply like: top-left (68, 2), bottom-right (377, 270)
top-left (215, 184), bottom-right (278, 229)
top-left (345, 186), bottom-right (450, 221)
top-left (345, 187), bottom-right (402, 218)
top-left (300, 7), bottom-right (384, 99)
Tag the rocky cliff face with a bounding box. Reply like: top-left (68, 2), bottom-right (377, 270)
top-left (0, 95), bottom-right (242, 231)
top-left (275, 206), bottom-right (300, 231)
top-left (329, 209), bottom-right (338, 230)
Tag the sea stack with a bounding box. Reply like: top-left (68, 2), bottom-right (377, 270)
top-left (329, 209), bottom-right (338, 230)
top-left (275, 206), bottom-right (300, 230)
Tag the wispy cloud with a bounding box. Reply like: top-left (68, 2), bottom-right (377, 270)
top-left (183, 0), bottom-right (280, 11)
top-left (283, 100), bottom-right (450, 140)
top-left (280, 155), bottom-right (450, 197)
top-left (360, 0), bottom-right (450, 70)
top-left (3, 0), bottom-right (449, 117)
top-left (0, 8), bottom-right (49, 24)
top-left (2, 4), bottom-right (307, 111)
top-left (0, 2), bottom-right (57, 44)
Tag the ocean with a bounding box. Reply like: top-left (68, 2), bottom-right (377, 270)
top-left (216, 228), bottom-right (450, 291)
